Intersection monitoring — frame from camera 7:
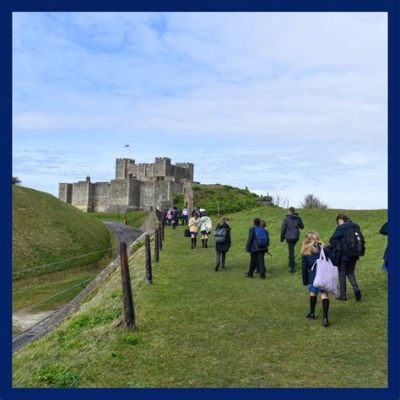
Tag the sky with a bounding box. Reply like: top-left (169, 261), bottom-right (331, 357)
top-left (12, 12), bottom-right (388, 209)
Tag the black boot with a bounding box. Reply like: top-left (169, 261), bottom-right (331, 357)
top-left (201, 239), bottom-right (205, 248)
top-left (193, 238), bottom-right (197, 248)
top-left (205, 239), bottom-right (208, 248)
top-left (354, 289), bottom-right (362, 301)
top-left (306, 295), bottom-right (317, 319)
top-left (322, 298), bottom-right (330, 327)
top-left (191, 238), bottom-right (194, 249)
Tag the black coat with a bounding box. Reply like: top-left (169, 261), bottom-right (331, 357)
top-left (280, 213), bottom-right (304, 241)
top-left (215, 222), bottom-right (231, 252)
top-left (328, 220), bottom-right (359, 263)
top-left (380, 222), bottom-right (388, 261)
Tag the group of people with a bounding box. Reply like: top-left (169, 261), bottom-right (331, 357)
top-left (188, 209), bottom-right (214, 249)
top-left (165, 206), bottom-right (189, 228)
top-left (177, 205), bottom-right (388, 329)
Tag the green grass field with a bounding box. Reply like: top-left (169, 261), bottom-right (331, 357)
top-left (13, 207), bottom-right (388, 388)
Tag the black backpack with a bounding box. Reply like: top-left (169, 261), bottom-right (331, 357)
top-left (346, 223), bottom-right (366, 257)
top-left (214, 226), bottom-right (227, 243)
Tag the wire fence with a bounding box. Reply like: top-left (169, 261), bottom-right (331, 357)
top-left (13, 247), bottom-right (116, 279)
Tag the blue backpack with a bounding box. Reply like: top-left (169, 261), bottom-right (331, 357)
top-left (254, 227), bottom-right (269, 250)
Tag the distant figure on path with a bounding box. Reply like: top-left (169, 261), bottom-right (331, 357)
top-left (280, 207), bottom-right (304, 273)
top-left (379, 221), bottom-right (388, 272)
top-left (328, 213), bottom-right (364, 301)
top-left (245, 218), bottom-right (269, 279)
top-left (197, 212), bottom-right (212, 248)
top-left (301, 231), bottom-right (333, 327)
top-left (181, 207), bottom-right (189, 225)
top-left (214, 217), bottom-right (232, 271)
top-left (188, 211), bottom-right (199, 249)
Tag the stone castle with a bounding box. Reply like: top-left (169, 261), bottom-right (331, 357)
top-left (59, 157), bottom-right (194, 212)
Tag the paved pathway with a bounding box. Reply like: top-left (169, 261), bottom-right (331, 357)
top-left (103, 222), bottom-right (143, 248)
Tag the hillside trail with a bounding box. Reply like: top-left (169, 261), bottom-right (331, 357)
top-left (12, 222), bottom-right (143, 352)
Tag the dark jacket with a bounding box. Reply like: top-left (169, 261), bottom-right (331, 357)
top-left (246, 226), bottom-right (269, 253)
top-left (328, 220), bottom-right (359, 263)
top-left (215, 222), bottom-right (232, 252)
top-left (302, 245), bottom-right (334, 286)
top-left (280, 213), bottom-right (304, 242)
top-left (380, 222), bottom-right (388, 261)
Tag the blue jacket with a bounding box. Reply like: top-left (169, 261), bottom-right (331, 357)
top-left (329, 220), bottom-right (359, 263)
top-left (246, 226), bottom-right (269, 253)
top-left (302, 245), bottom-right (334, 286)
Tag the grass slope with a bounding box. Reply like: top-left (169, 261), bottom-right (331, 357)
top-left (192, 183), bottom-right (261, 214)
top-left (13, 207), bottom-right (388, 388)
top-left (13, 186), bottom-right (112, 278)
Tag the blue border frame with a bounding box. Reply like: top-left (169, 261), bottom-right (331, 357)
top-left (2, 1), bottom-right (398, 399)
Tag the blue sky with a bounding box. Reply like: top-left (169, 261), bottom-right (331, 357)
top-left (12, 12), bottom-right (387, 209)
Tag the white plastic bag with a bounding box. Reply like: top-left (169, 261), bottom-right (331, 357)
top-left (312, 246), bottom-right (339, 295)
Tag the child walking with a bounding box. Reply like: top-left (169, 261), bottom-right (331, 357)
top-left (301, 231), bottom-right (333, 327)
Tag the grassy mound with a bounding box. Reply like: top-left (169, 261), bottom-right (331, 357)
top-left (13, 185), bottom-right (112, 279)
top-left (192, 183), bottom-right (262, 214)
top-left (13, 207), bottom-right (388, 388)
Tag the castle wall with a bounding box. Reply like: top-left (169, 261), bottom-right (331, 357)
top-left (93, 182), bottom-right (110, 212)
top-left (128, 179), bottom-right (141, 210)
top-left (59, 183), bottom-right (72, 204)
top-left (72, 181), bottom-right (92, 212)
top-left (108, 179), bottom-right (129, 211)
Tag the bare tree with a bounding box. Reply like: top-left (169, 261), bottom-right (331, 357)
top-left (272, 193), bottom-right (290, 208)
top-left (301, 193), bottom-right (328, 209)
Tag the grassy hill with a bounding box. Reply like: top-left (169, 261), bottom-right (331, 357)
top-left (13, 207), bottom-right (388, 388)
top-left (192, 183), bottom-right (262, 214)
top-left (13, 185), bottom-right (113, 279)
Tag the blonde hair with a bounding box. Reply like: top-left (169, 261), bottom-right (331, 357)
top-left (300, 231), bottom-right (324, 256)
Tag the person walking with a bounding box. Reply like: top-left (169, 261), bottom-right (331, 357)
top-left (214, 217), bottom-right (232, 271)
top-left (197, 211), bottom-right (212, 248)
top-left (379, 221), bottom-right (388, 272)
top-left (181, 207), bottom-right (189, 225)
top-left (245, 218), bottom-right (269, 279)
top-left (329, 213), bottom-right (364, 301)
top-left (280, 207), bottom-right (304, 273)
top-left (301, 231), bottom-right (333, 327)
top-left (188, 211), bottom-right (199, 249)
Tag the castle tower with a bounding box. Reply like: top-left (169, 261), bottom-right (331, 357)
top-left (115, 158), bottom-right (135, 179)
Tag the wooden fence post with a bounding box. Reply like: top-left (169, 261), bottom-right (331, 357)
top-left (120, 242), bottom-right (136, 330)
top-left (145, 234), bottom-right (152, 284)
top-left (154, 228), bottom-right (160, 262)
top-left (158, 223), bottom-right (163, 250)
